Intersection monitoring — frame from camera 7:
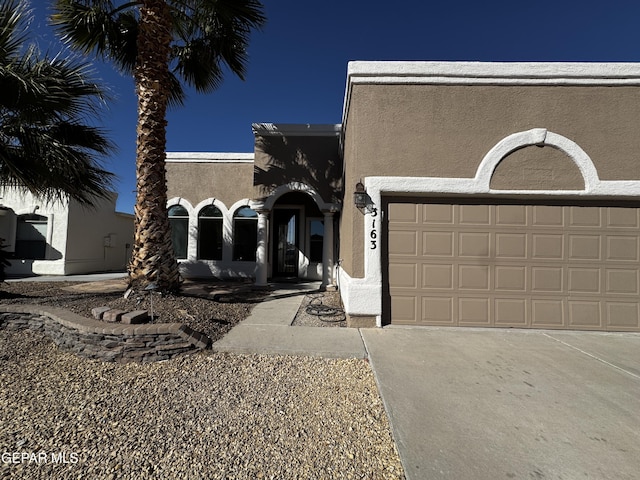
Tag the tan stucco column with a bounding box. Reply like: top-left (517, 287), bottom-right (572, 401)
top-left (321, 210), bottom-right (335, 290)
top-left (255, 210), bottom-right (269, 287)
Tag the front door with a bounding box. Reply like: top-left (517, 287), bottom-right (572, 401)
top-left (273, 209), bottom-right (299, 278)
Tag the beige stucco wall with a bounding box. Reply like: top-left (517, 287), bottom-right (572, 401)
top-left (166, 161), bottom-right (254, 210)
top-left (253, 134), bottom-right (343, 205)
top-left (341, 82), bottom-right (640, 277)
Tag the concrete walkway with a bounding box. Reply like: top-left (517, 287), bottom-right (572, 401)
top-left (212, 282), bottom-right (367, 359)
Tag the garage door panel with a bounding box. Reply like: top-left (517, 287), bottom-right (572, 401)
top-left (607, 208), bottom-right (639, 228)
top-left (569, 206), bottom-right (602, 227)
top-left (458, 298), bottom-right (490, 325)
top-left (568, 268), bottom-right (601, 294)
top-left (568, 301), bottom-right (603, 328)
top-left (423, 231), bottom-right (454, 256)
top-left (606, 269), bottom-right (639, 295)
top-left (532, 234), bottom-right (564, 259)
top-left (388, 230), bottom-right (418, 255)
top-left (423, 204), bottom-right (454, 224)
top-left (458, 265), bottom-right (490, 290)
top-left (606, 236), bottom-right (638, 261)
top-left (387, 201), bottom-right (640, 331)
top-left (391, 296), bottom-right (417, 323)
top-left (422, 297), bottom-right (454, 324)
top-left (422, 264), bottom-right (453, 289)
top-left (496, 205), bottom-right (527, 225)
top-left (388, 263), bottom-right (417, 288)
top-left (460, 205), bottom-right (491, 225)
top-left (532, 205), bottom-right (564, 226)
top-left (607, 303), bottom-right (640, 329)
top-left (531, 267), bottom-right (564, 293)
top-left (495, 233), bottom-right (527, 258)
top-left (531, 299), bottom-right (565, 328)
top-left (495, 298), bottom-right (528, 326)
top-left (388, 203), bottom-right (418, 223)
top-left (495, 266), bottom-right (527, 291)
top-left (459, 232), bottom-right (490, 257)
top-left (568, 235), bottom-right (601, 260)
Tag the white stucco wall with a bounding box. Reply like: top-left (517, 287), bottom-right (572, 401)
top-left (0, 188), bottom-right (133, 276)
top-left (65, 194), bottom-right (134, 274)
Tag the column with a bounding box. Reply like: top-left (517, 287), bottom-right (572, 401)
top-left (254, 210), bottom-right (269, 288)
top-left (321, 210), bottom-right (335, 290)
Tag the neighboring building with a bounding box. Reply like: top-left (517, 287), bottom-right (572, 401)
top-left (167, 61), bottom-right (640, 332)
top-left (0, 188), bottom-right (134, 276)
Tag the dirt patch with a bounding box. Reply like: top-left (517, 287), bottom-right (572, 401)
top-left (0, 280), bottom-right (269, 344)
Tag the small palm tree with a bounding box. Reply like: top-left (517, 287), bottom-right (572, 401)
top-left (52, 0), bottom-right (266, 293)
top-left (0, 0), bottom-right (114, 206)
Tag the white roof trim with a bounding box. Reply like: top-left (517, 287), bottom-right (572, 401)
top-left (252, 123), bottom-right (341, 137)
top-left (347, 61), bottom-right (640, 85)
top-left (342, 60), bottom-right (640, 144)
top-left (166, 152), bottom-right (254, 163)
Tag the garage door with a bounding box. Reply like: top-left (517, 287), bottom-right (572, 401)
top-left (386, 199), bottom-right (640, 331)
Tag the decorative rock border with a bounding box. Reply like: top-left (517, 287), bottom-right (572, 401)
top-left (0, 305), bottom-right (210, 363)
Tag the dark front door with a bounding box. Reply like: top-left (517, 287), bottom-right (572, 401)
top-left (273, 209), bottom-right (299, 278)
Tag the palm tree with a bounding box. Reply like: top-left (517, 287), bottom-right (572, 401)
top-left (0, 0), bottom-right (114, 206)
top-left (52, 0), bottom-right (266, 293)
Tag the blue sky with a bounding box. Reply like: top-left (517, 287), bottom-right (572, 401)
top-left (30, 1), bottom-right (640, 214)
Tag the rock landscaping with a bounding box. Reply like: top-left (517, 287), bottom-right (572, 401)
top-left (0, 280), bottom-right (405, 479)
top-left (0, 305), bottom-right (208, 363)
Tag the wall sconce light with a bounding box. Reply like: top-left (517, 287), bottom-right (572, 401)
top-left (354, 182), bottom-right (367, 210)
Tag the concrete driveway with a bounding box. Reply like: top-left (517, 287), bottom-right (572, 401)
top-left (362, 328), bottom-right (640, 480)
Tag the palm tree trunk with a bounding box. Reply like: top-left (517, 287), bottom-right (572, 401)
top-left (128, 0), bottom-right (181, 292)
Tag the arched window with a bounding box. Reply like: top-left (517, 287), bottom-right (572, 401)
top-left (233, 206), bottom-right (258, 261)
top-left (198, 205), bottom-right (223, 260)
top-left (15, 214), bottom-right (47, 259)
top-left (168, 205), bottom-right (189, 259)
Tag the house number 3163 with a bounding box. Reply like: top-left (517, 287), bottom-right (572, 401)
top-left (370, 207), bottom-right (378, 249)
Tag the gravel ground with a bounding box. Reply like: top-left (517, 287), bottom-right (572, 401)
top-left (0, 282), bottom-right (404, 478)
top-left (0, 330), bottom-right (404, 479)
top-left (292, 291), bottom-right (346, 328)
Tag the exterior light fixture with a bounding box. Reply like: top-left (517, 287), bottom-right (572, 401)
top-left (354, 182), bottom-right (367, 210)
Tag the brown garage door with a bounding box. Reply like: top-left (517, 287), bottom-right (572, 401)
top-left (386, 199), bottom-right (640, 331)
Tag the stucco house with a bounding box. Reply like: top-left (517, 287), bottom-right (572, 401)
top-left (0, 187), bottom-right (134, 276)
top-left (167, 61), bottom-right (640, 332)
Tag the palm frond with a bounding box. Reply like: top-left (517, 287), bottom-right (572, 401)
top-left (51, 0), bottom-right (139, 74)
top-left (169, 0), bottom-right (265, 92)
top-left (0, 0), bottom-right (30, 61)
top-left (0, 0), bottom-right (115, 206)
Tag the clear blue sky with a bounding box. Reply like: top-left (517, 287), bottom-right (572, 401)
top-left (30, 1), bottom-right (640, 214)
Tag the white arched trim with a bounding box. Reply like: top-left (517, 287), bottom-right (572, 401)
top-left (229, 199), bottom-right (255, 216)
top-left (167, 198), bottom-right (195, 261)
top-left (167, 197), bottom-right (194, 215)
top-left (476, 128), bottom-right (599, 193)
top-left (194, 198), bottom-right (229, 217)
top-left (339, 129), bottom-right (640, 327)
top-left (255, 182), bottom-right (340, 212)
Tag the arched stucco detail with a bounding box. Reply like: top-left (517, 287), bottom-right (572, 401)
top-left (167, 197), bottom-right (194, 215)
top-left (167, 198), bottom-right (195, 261)
top-left (476, 129), bottom-right (600, 192)
top-left (258, 182), bottom-right (340, 212)
top-left (194, 198), bottom-right (230, 262)
top-left (194, 198), bottom-right (229, 217)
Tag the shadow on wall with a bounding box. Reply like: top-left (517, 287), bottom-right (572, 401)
top-left (253, 135), bottom-right (344, 204)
